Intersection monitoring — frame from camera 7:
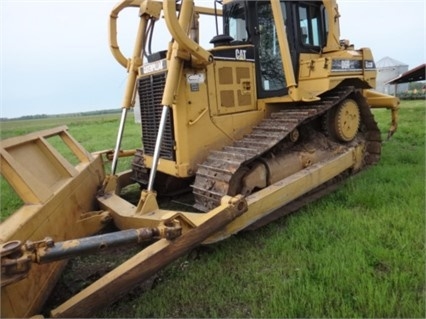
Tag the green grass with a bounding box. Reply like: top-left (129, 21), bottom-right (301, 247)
top-left (1, 101), bottom-right (425, 317)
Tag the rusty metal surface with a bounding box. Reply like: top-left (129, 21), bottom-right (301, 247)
top-left (192, 87), bottom-right (381, 212)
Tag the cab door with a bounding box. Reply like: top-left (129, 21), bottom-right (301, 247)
top-left (249, 1), bottom-right (296, 98)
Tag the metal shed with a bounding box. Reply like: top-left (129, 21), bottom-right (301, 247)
top-left (376, 57), bottom-right (409, 95)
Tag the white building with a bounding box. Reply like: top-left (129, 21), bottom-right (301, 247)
top-left (376, 57), bottom-right (409, 95)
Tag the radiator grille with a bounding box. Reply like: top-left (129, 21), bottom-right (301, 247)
top-left (137, 72), bottom-right (175, 160)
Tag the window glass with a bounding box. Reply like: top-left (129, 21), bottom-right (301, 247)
top-left (299, 4), bottom-right (322, 46)
top-left (258, 2), bottom-right (286, 91)
top-left (224, 3), bottom-right (248, 41)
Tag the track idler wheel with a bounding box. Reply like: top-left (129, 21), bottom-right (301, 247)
top-left (325, 98), bottom-right (360, 142)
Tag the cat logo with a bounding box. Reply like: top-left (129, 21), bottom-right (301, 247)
top-left (235, 49), bottom-right (247, 60)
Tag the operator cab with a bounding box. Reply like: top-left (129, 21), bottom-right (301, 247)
top-left (220, 0), bottom-right (328, 98)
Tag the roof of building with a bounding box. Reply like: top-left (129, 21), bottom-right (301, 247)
top-left (376, 56), bottom-right (408, 68)
top-left (387, 64), bottom-right (426, 84)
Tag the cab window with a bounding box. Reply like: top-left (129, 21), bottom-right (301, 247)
top-left (224, 2), bottom-right (248, 41)
top-left (298, 3), bottom-right (325, 48)
top-left (257, 2), bottom-right (287, 92)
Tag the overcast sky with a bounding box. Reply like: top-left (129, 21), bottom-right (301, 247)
top-left (1, 0), bottom-right (425, 119)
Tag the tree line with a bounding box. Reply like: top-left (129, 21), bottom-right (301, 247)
top-left (0, 108), bottom-right (122, 122)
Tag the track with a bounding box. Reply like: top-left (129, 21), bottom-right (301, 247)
top-left (192, 87), bottom-right (381, 212)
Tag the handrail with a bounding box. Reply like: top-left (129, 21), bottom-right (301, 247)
top-left (109, 0), bottom-right (142, 68)
top-left (110, 0), bottom-right (215, 68)
top-left (163, 0), bottom-right (213, 65)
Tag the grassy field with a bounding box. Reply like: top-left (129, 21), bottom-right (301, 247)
top-left (1, 100), bottom-right (425, 317)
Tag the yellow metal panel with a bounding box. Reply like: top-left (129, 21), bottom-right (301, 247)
top-left (218, 67), bottom-right (233, 84)
top-left (214, 61), bottom-right (257, 114)
top-left (0, 125), bottom-right (69, 148)
top-left (220, 90), bottom-right (235, 107)
top-left (0, 149), bottom-right (47, 203)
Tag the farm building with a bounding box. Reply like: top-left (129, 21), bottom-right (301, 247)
top-left (376, 56), bottom-right (409, 95)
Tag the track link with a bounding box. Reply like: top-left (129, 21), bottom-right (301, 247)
top-left (193, 87), bottom-right (381, 212)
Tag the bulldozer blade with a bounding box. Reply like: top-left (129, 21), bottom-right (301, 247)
top-left (49, 195), bottom-right (247, 318)
top-left (0, 126), bottom-right (107, 318)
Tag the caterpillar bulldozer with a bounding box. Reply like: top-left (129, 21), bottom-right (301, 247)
top-left (0, 0), bottom-right (399, 317)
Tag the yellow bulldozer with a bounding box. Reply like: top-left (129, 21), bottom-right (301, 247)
top-left (0, 0), bottom-right (399, 317)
